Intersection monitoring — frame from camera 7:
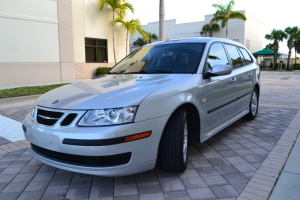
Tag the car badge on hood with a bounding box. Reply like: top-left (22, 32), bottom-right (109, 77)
top-left (52, 100), bottom-right (59, 104)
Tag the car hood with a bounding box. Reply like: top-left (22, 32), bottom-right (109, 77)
top-left (37, 74), bottom-right (191, 110)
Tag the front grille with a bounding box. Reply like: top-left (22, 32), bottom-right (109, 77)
top-left (61, 113), bottom-right (77, 126)
top-left (31, 144), bottom-right (131, 167)
top-left (37, 109), bottom-right (64, 126)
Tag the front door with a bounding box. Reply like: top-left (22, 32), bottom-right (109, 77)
top-left (202, 42), bottom-right (239, 135)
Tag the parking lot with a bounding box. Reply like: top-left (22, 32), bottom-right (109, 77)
top-left (0, 72), bottom-right (300, 200)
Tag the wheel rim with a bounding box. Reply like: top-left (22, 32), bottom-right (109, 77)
top-left (251, 91), bottom-right (258, 115)
top-left (183, 120), bottom-right (188, 163)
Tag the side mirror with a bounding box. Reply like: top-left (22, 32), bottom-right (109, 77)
top-left (203, 64), bottom-right (232, 79)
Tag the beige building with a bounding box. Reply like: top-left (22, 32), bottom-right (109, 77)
top-left (0, 0), bottom-right (127, 86)
top-left (130, 10), bottom-right (264, 53)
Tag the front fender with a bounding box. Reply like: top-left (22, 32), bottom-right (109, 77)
top-left (134, 75), bottom-right (206, 123)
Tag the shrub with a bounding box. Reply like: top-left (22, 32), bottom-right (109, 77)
top-left (273, 63), bottom-right (286, 70)
top-left (94, 67), bottom-right (111, 77)
top-left (291, 64), bottom-right (300, 70)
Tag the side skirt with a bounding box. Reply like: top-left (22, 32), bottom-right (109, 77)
top-left (200, 109), bottom-right (249, 143)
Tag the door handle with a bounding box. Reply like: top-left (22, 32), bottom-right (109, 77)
top-left (230, 77), bottom-right (236, 82)
top-left (248, 72), bottom-right (252, 76)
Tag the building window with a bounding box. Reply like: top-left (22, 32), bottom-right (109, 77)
top-left (85, 38), bottom-right (107, 63)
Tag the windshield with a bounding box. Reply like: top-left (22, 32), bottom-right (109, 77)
top-left (108, 43), bottom-right (205, 74)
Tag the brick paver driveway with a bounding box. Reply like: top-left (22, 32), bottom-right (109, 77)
top-left (1, 72), bottom-right (300, 200)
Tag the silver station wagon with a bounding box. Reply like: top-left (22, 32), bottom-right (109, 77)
top-left (23, 37), bottom-right (260, 176)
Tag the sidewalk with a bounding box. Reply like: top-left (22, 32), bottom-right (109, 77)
top-left (269, 122), bottom-right (300, 200)
top-left (0, 73), bottom-right (300, 199)
top-left (1, 97), bottom-right (299, 199)
top-left (238, 108), bottom-right (300, 200)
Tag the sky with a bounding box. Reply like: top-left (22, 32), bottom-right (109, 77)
top-left (127, 0), bottom-right (300, 54)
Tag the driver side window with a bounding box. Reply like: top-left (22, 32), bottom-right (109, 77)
top-left (204, 43), bottom-right (229, 73)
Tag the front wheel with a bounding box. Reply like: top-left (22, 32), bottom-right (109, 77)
top-left (160, 108), bottom-right (188, 173)
top-left (243, 88), bottom-right (259, 120)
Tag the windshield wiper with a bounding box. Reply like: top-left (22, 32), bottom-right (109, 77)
top-left (144, 70), bottom-right (173, 73)
top-left (106, 72), bottom-right (121, 74)
top-left (124, 70), bottom-right (173, 74)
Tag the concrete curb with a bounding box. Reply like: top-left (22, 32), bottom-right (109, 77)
top-left (237, 108), bottom-right (300, 200)
top-left (0, 79), bottom-right (89, 90)
top-left (0, 95), bottom-right (40, 108)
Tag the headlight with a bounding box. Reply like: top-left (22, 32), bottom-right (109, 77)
top-left (31, 106), bottom-right (36, 119)
top-left (78, 106), bottom-right (138, 126)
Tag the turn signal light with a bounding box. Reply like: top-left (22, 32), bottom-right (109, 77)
top-left (125, 131), bottom-right (151, 142)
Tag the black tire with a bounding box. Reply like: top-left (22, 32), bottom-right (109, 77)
top-left (243, 88), bottom-right (259, 120)
top-left (160, 108), bottom-right (188, 173)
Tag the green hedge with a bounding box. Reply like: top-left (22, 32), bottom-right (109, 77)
top-left (94, 67), bottom-right (111, 77)
top-left (269, 63), bottom-right (286, 70)
top-left (291, 64), bottom-right (300, 70)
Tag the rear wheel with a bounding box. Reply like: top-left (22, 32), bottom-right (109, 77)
top-left (243, 88), bottom-right (259, 120)
top-left (160, 108), bottom-right (188, 173)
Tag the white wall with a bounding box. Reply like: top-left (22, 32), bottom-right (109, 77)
top-left (244, 11), bottom-right (264, 53)
top-left (0, 0), bottom-right (59, 63)
top-left (202, 13), bottom-right (245, 43)
top-left (73, 0), bottom-right (127, 64)
top-left (130, 19), bottom-right (203, 44)
top-left (72, 0), bottom-right (86, 63)
top-left (130, 10), bottom-right (264, 53)
top-left (74, 0), bottom-right (127, 79)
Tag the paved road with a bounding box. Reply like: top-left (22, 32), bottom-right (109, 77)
top-left (0, 72), bottom-right (300, 200)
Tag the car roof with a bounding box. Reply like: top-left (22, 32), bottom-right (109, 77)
top-left (148, 37), bottom-right (245, 48)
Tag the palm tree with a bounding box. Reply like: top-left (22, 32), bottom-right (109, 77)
top-left (265, 29), bottom-right (287, 69)
top-left (210, 0), bottom-right (246, 39)
top-left (294, 39), bottom-right (300, 64)
top-left (133, 37), bottom-right (147, 47)
top-left (159, 0), bottom-right (165, 41)
top-left (284, 26), bottom-right (300, 70)
top-left (265, 43), bottom-right (274, 51)
top-left (147, 32), bottom-right (158, 43)
top-left (114, 18), bottom-right (148, 55)
top-left (292, 29), bottom-right (300, 66)
top-left (97, 0), bottom-right (134, 64)
top-left (200, 23), bottom-right (220, 37)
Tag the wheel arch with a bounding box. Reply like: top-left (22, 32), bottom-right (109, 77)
top-left (255, 83), bottom-right (260, 99)
top-left (159, 103), bottom-right (201, 145)
top-left (157, 103), bottom-right (201, 172)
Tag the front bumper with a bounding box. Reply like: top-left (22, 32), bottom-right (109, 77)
top-left (23, 109), bottom-right (169, 176)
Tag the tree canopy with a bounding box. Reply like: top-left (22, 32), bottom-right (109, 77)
top-left (210, 0), bottom-right (246, 38)
top-left (97, 0), bottom-right (134, 63)
top-left (265, 29), bottom-right (287, 68)
top-left (200, 23), bottom-right (220, 37)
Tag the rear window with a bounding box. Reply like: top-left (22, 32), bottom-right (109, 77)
top-left (239, 48), bottom-right (253, 65)
top-left (108, 43), bottom-right (205, 74)
top-left (224, 44), bottom-right (244, 69)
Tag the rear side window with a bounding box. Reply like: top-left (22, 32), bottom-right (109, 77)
top-left (224, 44), bottom-right (244, 69)
top-left (239, 48), bottom-right (253, 65)
top-left (204, 43), bottom-right (229, 73)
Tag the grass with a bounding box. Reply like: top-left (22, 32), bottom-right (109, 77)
top-left (0, 83), bottom-right (69, 99)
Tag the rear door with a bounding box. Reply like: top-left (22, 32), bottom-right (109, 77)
top-left (223, 44), bottom-right (254, 113)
